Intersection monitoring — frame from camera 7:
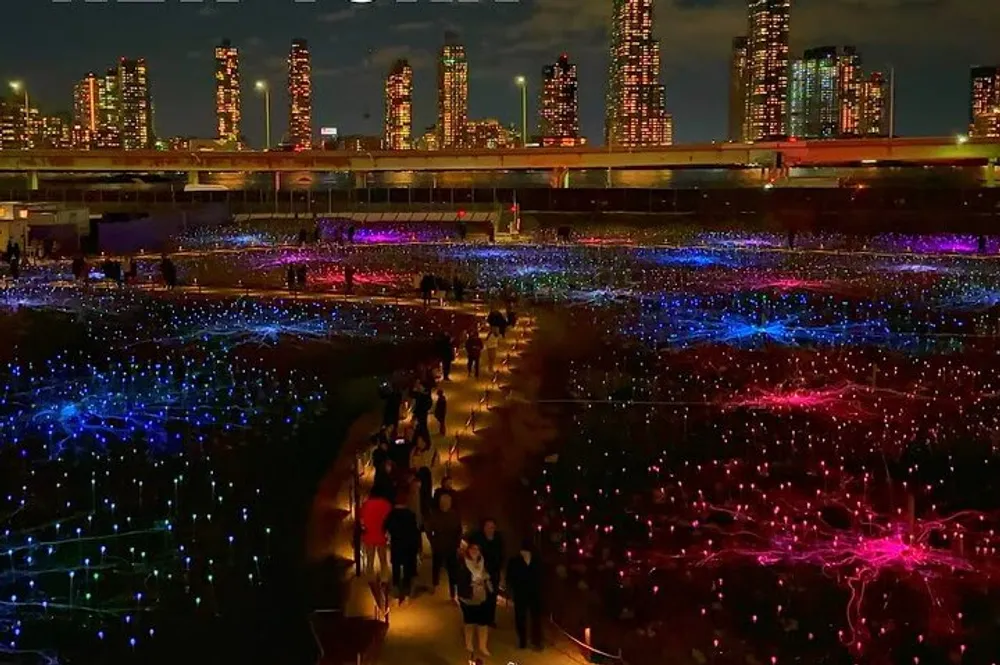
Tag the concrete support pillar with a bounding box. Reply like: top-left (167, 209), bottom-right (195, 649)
top-left (986, 158), bottom-right (997, 188)
top-left (187, 170), bottom-right (200, 187)
top-left (26, 171), bottom-right (39, 191)
top-left (549, 167), bottom-right (570, 188)
top-left (353, 171), bottom-right (368, 189)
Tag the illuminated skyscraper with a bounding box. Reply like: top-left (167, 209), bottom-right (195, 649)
top-left (728, 37), bottom-right (749, 142)
top-left (539, 54), bottom-right (581, 147)
top-left (437, 34), bottom-right (468, 148)
top-left (788, 46), bottom-right (866, 139)
top-left (384, 59), bottom-right (413, 151)
top-left (837, 47), bottom-right (861, 137)
top-left (215, 39), bottom-right (241, 146)
top-left (605, 0), bottom-right (670, 147)
top-left (97, 68), bottom-right (121, 149)
top-left (72, 72), bottom-right (100, 148)
top-left (287, 39), bottom-right (312, 150)
top-left (118, 58), bottom-right (152, 150)
top-left (970, 66), bottom-right (1000, 138)
top-left (745, 0), bottom-right (790, 141)
top-left (860, 71), bottom-right (888, 137)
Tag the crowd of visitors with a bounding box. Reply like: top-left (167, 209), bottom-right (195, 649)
top-left (357, 307), bottom-right (544, 658)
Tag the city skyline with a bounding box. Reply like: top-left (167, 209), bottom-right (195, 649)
top-left (0, 0), bottom-right (997, 146)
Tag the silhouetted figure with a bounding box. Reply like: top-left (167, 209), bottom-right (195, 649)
top-left (72, 255), bottom-right (86, 281)
top-left (344, 265), bottom-right (356, 294)
top-left (435, 333), bottom-right (455, 381)
top-left (420, 274), bottom-right (435, 306)
top-left (297, 228), bottom-right (308, 245)
top-left (453, 276), bottom-right (466, 303)
top-left (787, 229), bottom-right (796, 250)
top-left (286, 265), bottom-right (297, 291)
top-left (160, 255), bottom-right (177, 289)
top-left (347, 225), bottom-right (356, 243)
top-left (979, 234), bottom-right (988, 256)
top-left (296, 264), bottom-right (307, 289)
top-left (457, 221), bottom-right (468, 241)
top-left (506, 538), bottom-right (544, 650)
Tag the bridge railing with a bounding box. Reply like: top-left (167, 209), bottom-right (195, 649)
top-left (3, 187), bottom-right (1000, 229)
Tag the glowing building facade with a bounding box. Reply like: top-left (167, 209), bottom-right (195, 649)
top-left (788, 46), bottom-right (867, 139)
top-left (287, 39), bottom-right (313, 150)
top-left (860, 71), bottom-right (888, 137)
top-left (384, 59), bottom-right (413, 151)
top-left (605, 0), bottom-right (670, 147)
top-left (118, 58), bottom-right (152, 150)
top-left (72, 73), bottom-right (99, 148)
top-left (970, 66), bottom-right (1000, 139)
top-left (745, 0), bottom-right (790, 141)
top-left (539, 54), bottom-right (582, 147)
top-left (215, 39), bottom-right (241, 146)
top-left (466, 119), bottom-right (516, 150)
top-left (437, 35), bottom-right (468, 148)
top-left (728, 37), bottom-right (749, 142)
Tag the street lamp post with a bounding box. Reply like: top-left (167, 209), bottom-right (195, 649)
top-left (255, 81), bottom-right (271, 150)
top-left (8, 81), bottom-right (30, 149)
top-left (514, 76), bottom-right (527, 148)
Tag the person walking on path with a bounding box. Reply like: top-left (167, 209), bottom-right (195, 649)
top-left (384, 492), bottom-right (421, 604)
top-left (433, 389), bottom-right (448, 437)
top-left (433, 475), bottom-right (457, 511)
top-left (485, 331), bottom-right (500, 374)
top-left (359, 493), bottom-right (392, 583)
top-left (409, 439), bottom-right (438, 520)
top-left (465, 331), bottom-right (483, 379)
top-left (468, 518), bottom-right (504, 627)
top-left (506, 538), bottom-right (544, 650)
top-left (456, 542), bottom-right (495, 657)
top-left (410, 384), bottom-right (433, 448)
top-left (435, 333), bottom-right (455, 381)
top-left (426, 492), bottom-right (463, 599)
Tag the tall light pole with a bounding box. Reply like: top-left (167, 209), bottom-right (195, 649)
top-left (514, 76), bottom-right (527, 148)
top-left (8, 81), bottom-right (30, 149)
top-left (255, 80), bottom-right (271, 150)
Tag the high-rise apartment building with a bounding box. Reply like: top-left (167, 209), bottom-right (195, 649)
top-left (539, 54), bottom-right (581, 147)
top-left (215, 39), bottom-right (241, 146)
top-left (745, 0), bottom-right (790, 141)
top-left (860, 71), bottom-right (888, 137)
top-left (97, 68), bottom-right (122, 148)
top-left (837, 47), bottom-right (862, 137)
top-left (605, 0), bottom-right (670, 147)
top-left (728, 37), bottom-right (749, 142)
top-left (437, 34), bottom-right (468, 148)
top-left (118, 58), bottom-right (152, 150)
top-left (788, 47), bottom-right (839, 139)
top-left (788, 46), bottom-right (869, 139)
top-left (72, 73), bottom-right (100, 148)
top-left (287, 39), bottom-right (312, 150)
top-left (970, 66), bottom-right (1000, 138)
top-left (384, 59), bottom-right (413, 151)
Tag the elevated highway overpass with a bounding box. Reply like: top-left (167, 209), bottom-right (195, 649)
top-left (1, 137), bottom-right (999, 189)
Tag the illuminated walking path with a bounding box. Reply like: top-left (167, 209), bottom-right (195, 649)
top-left (154, 283), bottom-right (589, 664)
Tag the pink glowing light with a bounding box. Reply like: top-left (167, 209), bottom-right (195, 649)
top-left (724, 383), bottom-right (868, 418)
top-left (577, 237), bottom-right (635, 246)
top-left (312, 267), bottom-right (409, 288)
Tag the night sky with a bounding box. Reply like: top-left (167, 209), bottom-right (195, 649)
top-left (1, 0), bottom-right (995, 146)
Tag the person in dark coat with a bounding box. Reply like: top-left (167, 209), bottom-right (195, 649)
top-left (435, 333), bottom-right (455, 381)
top-left (455, 542), bottom-right (494, 657)
top-left (465, 331), bottom-right (483, 379)
top-left (419, 274), bottom-right (435, 306)
top-left (433, 389), bottom-right (447, 437)
top-left (426, 492), bottom-right (463, 599)
top-left (384, 492), bottom-right (421, 603)
top-left (468, 518), bottom-right (504, 625)
top-left (433, 475), bottom-right (456, 511)
top-left (506, 538), bottom-right (544, 649)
